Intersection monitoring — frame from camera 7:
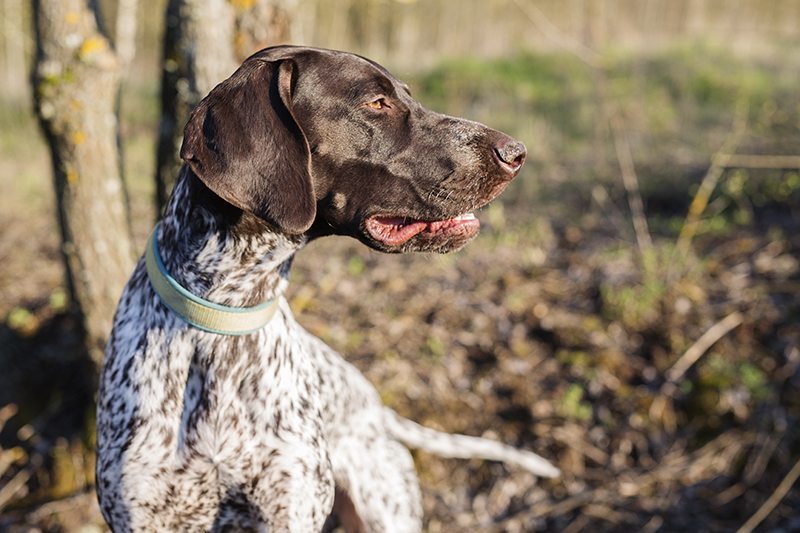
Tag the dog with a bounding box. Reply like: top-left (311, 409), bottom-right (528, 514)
top-left (96, 45), bottom-right (558, 532)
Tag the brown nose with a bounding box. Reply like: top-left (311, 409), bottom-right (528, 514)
top-left (494, 138), bottom-right (527, 175)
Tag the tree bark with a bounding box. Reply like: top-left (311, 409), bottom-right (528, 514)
top-left (154, 0), bottom-right (294, 212)
top-left (114, 0), bottom-right (139, 75)
top-left (232, 0), bottom-right (294, 61)
top-left (154, 0), bottom-right (236, 211)
top-left (2, 0), bottom-right (27, 100)
top-left (32, 0), bottom-right (135, 365)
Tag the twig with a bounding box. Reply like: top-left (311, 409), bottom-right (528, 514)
top-left (23, 489), bottom-right (97, 521)
top-left (610, 113), bottom-right (653, 255)
top-left (676, 105), bottom-right (748, 257)
top-left (736, 456), bottom-right (800, 533)
top-left (562, 514), bottom-right (591, 533)
top-left (719, 154), bottom-right (800, 170)
top-left (0, 469), bottom-right (30, 510)
top-left (665, 311), bottom-right (744, 384)
top-left (552, 425), bottom-right (609, 464)
top-left (584, 503), bottom-right (632, 525)
top-left (0, 404), bottom-right (17, 430)
top-left (591, 184), bottom-right (632, 238)
top-left (744, 429), bottom-right (783, 485)
top-left (713, 482), bottom-right (746, 506)
top-left (498, 430), bottom-right (749, 527)
top-left (0, 447), bottom-right (25, 478)
top-left (509, 0), bottom-right (601, 68)
top-left (653, 312), bottom-right (744, 428)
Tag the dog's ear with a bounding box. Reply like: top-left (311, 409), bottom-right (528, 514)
top-left (180, 59), bottom-right (314, 235)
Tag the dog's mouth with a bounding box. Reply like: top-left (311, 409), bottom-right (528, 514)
top-left (365, 212), bottom-right (480, 247)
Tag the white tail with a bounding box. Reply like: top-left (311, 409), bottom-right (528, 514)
top-left (383, 408), bottom-right (560, 478)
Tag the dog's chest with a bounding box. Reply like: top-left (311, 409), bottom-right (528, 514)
top-left (98, 302), bottom-right (335, 528)
top-left (175, 328), bottom-right (326, 461)
top-left (134, 322), bottom-right (325, 452)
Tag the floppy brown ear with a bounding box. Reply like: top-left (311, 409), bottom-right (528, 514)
top-left (180, 59), bottom-right (314, 235)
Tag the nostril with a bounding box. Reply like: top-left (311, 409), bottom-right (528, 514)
top-left (494, 140), bottom-right (527, 172)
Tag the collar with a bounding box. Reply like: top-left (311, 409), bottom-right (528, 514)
top-left (145, 223), bottom-right (279, 335)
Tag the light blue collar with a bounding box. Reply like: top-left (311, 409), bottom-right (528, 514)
top-left (145, 223), bottom-right (279, 335)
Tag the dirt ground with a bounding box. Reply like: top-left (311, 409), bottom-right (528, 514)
top-left (1, 167), bottom-right (799, 531)
top-left (1, 47), bottom-right (800, 531)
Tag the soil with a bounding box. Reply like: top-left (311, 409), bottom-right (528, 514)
top-left (1, 181), bottom-right (799, 531)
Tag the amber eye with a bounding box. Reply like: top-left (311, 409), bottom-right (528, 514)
top-left (366, 98), bottom-right (388, 110)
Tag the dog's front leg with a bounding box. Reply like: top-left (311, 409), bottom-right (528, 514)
top-left (246, 438), bottom-right (336, 532)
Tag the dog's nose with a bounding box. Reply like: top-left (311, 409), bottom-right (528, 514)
top-left (493, 138), bottom-right (527, 175)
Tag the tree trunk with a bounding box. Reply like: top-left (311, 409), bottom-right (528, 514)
top-left (232, 0), bottom-right (295, 61)
top-left (154, 0), bottom-right (236, 211)
top-left (32, 0), bottom-right (136, 365)
top-left (114, 0), bottom-right (139, 75)
top-left (154, 0), bottom-right (294, 212)
top-left (2, 0), bottom-right (27, 101)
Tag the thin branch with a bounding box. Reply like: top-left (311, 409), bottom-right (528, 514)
top-left (500, 430), bottom-right (750, 527)
top-left (610, 113), bottom-right (653, 255)
top-left (23, 489), bottom-right (97, 521)
top-left (0, 469), bottom-right (30, 509)
top-left (509, 0), bottom-right (601, 68)
top-left (665, 311), bottom-right (744, 384)
top-left (0, 404), bottom-right (17, 431)
top-left (676, 106), bottom-right (748, 256)
top-left (736, 456), bottom-right (800, 533)
top-left (718, 154), bottom-right (800, 170)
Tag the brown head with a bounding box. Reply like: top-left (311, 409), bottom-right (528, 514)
top-left (181, 45), bottom-right (526, 253)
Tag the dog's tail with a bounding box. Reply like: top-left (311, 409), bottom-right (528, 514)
top-left (383, 408), bottom-right (560, 478)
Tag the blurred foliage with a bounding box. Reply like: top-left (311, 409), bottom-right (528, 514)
top-left (413, 44), bottom-right (800, 224)
top-left (1, 41), bottom-right (799, 531)
top-left (556, 383), bottom-right (593, 421)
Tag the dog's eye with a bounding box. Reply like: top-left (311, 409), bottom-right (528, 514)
top-left (366, 98), bottom-right (389, 110)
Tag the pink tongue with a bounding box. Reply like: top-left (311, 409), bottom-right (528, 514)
top-left (366, 217), bottom-right (428, 246)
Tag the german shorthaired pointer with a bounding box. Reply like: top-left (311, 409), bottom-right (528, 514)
top-left (96, 45), bottom-right (558, 532)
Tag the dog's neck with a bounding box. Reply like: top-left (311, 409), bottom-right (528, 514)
top-left (157, 168), bottom-right (305, 308)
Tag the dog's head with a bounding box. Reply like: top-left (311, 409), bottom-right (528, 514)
top-left (181, 46), bottom-right (525, 253)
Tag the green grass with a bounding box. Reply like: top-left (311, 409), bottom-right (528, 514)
top-left (2, 42), bottom-right (798, 240)
top-left (411, 43), bottom-right (800, 230)
top-left (1, 44), bottom-right (798, 529)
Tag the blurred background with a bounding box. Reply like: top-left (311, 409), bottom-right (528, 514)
top-left (1, 0), bottom-right (799, 531)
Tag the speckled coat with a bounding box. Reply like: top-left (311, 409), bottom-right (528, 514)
top-left (97, 173), bottom-right (422, 531)
top-left (96, 46), bottom-right (556, 533)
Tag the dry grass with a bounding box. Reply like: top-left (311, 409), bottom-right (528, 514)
top-left (1, 46), bottom-right (799, 531)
